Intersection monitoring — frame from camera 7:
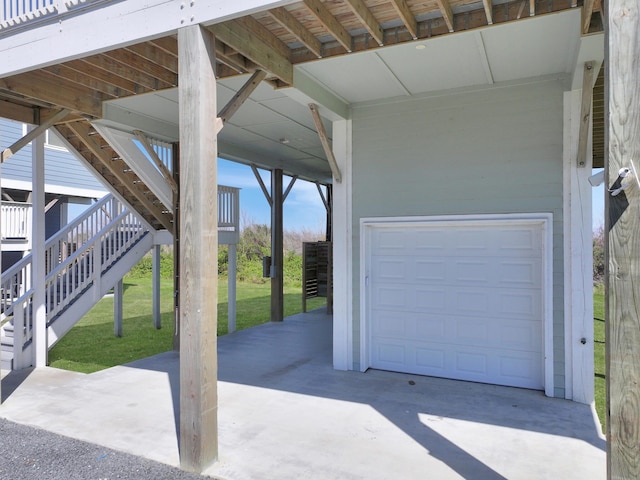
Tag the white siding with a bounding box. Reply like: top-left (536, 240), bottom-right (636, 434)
top-left (350, 77), bottom-right (566, 396)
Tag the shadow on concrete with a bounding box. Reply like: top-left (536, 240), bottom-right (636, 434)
top-left (1, 367), bottom-right (33, 403)
top-left (124, 309), bottom-right (604, 479)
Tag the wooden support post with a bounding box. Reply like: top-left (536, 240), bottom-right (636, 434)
top-left (178, 24), bottom-right (219, 473)
top-left (172, 143), bottom-right (180, 351)
top-left (606, 2), bottom-right (640, 479)
top-left (153, 245), bottom-right (161, 329)
top-left (271, 169), bottom-right (284, 322)
top-left (32, 127), bottom-right (47, 368)
top-left (114, 279), bottom-right (123, 337)
top-left (577, 61), bottom-right (595, 168)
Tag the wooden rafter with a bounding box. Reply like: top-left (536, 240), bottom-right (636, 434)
top-left (267, 7), bottom-right (323, 58)
top-left (482, 0), bottom-right (493, 24)
top-left (344, 0), bottom-right (384, 46)
top-left (41, 64), bottom-right (121, 99)
top-left (101, 50), bottom-right (177, 88)
top-left (0, 70), bottom-right (103, 117)
top-left (303, 0), bottom-right (353, 52)
top-left (125, 42), bottom-right (178, 74)
top-left (64, 59), bottom-right (140, 96)
top-left (309, 103), bottom-right (342, 183)
top-left (388, 0), bottom-right (417, 39)
top-left (209, 20), bottom-right (293, 85)
top-left (435, 0), bottom-right (455, 32)
top-left (583, 0), bottom-right (595, 34)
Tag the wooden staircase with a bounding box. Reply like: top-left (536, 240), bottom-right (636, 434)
top-left (55, 120), bottom-right (174, 234)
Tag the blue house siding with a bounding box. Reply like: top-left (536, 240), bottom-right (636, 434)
top-left (0, 118), bottom-right (107, 196)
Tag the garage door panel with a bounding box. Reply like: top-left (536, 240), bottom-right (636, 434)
top-left (368, 220), bottom-right (545, 389)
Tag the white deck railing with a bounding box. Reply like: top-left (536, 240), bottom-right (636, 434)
top-left (1, 201), bottom-right (32, 239)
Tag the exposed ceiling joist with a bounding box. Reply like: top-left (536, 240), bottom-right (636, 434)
top-left (344, 0), bottom-right (384, 46)
top-left (101, 50), bottom-right (177, 89)
top-left (303, 0), bottom-right (353, 53)
top-left (0, 70), bottom-right (103, 117)
top-left (64, 59), bottom-right (139, 96)
top-left (483, 0), bottom-right (493, 24)
top-left (210, 20), bottom-right (293, 85)
top-left (583, 0), bottom-right (595, 34)
top-left (82, 54), bottom-right (162, 92)
top-left (435, 0), bottom-right (455, 32)
top-left (42, 64), bottom-right (121, 99)
top-left (267, 7), bottom-right (323, 58)
top-left (388, 0), bottom-right (418, 39)
top-left (125, 42), bottom-right (178, 74)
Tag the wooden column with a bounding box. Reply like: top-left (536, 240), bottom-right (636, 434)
top-left (114, 279), bottom-right (123, 337)
top-left (271, 169), bottom-right (284, 322)
top-left (32, 128), bottom-right (47, 368)
top-left (228, 243), bottom-right (237, 333)
top-left (152, 245), bottom-right (161, 329)
top-left (172, 142), bottom-right (180, 351)
top-left (178, 24), bottom-right (219, 472)
top-left (606, 2), bottom-right (640, 479)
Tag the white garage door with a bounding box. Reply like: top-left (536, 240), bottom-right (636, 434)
top-left (366, 219), bottom-right (546, 389)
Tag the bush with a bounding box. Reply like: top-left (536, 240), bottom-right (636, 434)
top-left (593, 226), bottom-right (605, 285)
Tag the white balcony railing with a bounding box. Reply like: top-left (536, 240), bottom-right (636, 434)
top-left (1, 201), bottom-right (32, 239)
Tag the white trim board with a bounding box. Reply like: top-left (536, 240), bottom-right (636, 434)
top-left (359, 213), bottom-right (554, 397)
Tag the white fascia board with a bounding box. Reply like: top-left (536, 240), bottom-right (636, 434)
top-left (0, 0), bottom-right (298, 77)
top-left (285, 68), bottom-right (350, 121)
top-left (1, 178), bottom-right (107, 198)
top-left (570, 33), bottom-right (604, 90)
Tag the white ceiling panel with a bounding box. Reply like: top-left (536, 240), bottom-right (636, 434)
top-left (245, 121), bottom-right (326, 149)
top-left (481, 11), bottom-right (580, 82)
top-left (299, 52), bottom-right (409, 103)
top-left (260, 96), bottom-right (332, 133)
top-left (377, 32), bottom-right (492, 94)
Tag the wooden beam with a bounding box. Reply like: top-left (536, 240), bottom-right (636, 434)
top-left (482, 0), bottom-right (493, 24)
top-left (530, 0), bottom-right (536, 16)
top-left (125, 42), bottom-right (179, 74)
top-left (435, 0), bottom-right (455, 33)
top-left (583, 0), bottom-right (596, 34)
top-left (283, 175), bottom-right (298, 201)
top-left (577, 62), bottom-right (594, 167)
top-left (209, 20), bottom-right (293, 85)
top-left (0, 71), bottom-right (103, 117)
top-left (303, 0), bottom-right (353, 52)
top-left (309, 103), bottom-right (342, 183)
top-left (2, 109), bottom-right (70, 163)
top-left (344, 0), bottom-right (384, 46)
top-left (605, 1), bottom-right (640, 479)
top-left (267, 7), bottom-right (323, 58)
top-left (234, 15), bottom-right (291, 60)
top-left (388, 0), bottom-right (418, 39)
top-left (133, 130), bottom-right (178, 194)
top-left (177, 24), bottom-right (219, 473)
top-left (218, 70), bottom-right (267, 124)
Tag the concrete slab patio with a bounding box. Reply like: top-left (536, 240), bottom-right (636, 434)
top-left (1, 310), bottom-right (605, 480)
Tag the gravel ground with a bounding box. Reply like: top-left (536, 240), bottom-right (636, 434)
top-left (0, 419), bottom-right (216, 480)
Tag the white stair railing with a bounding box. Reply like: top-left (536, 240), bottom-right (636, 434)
top-left (1, 201), bottom-right (32, 239)
top-left (1, 194), bottom-right (120, 319)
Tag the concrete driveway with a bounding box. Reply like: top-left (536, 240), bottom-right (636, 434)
top-left (1, 310), bottom-right (605, 479)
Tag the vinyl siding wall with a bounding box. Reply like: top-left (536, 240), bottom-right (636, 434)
top-left (0, 119), bottom-right (106, 195)
top-left (350, 77), bottom-right (566, 396)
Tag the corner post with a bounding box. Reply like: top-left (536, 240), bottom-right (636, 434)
top-left (153, 244), bottom-right (161, 329)
top-left (178, 24), bottom-right (219, 472)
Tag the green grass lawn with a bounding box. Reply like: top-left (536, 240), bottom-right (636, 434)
top-left (48, 277), bottom-right (326, 373)
top-left (594, 284), bottom-right (605, 431)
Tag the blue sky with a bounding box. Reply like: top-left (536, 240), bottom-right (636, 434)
top-left (217, 158), bottom-right (327, 232)
top-left (592, 169), bottom-right (605, 231)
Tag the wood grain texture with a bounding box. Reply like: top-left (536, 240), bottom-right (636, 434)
top-left (177, 24), bottom-right (219, 473)
top-left (606, 2), bottom-right (640, 479)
